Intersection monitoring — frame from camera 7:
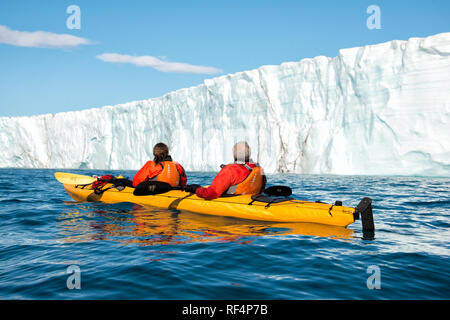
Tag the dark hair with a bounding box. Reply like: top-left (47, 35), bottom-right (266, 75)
top-left (153, 143), bottom-right (169, 164)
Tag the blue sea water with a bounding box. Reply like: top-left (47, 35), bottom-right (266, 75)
top-left (0, 168), bottom-right (449, 299)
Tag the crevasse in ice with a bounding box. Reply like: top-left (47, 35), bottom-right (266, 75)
top-left (1, 32), bottom-right (449, 176)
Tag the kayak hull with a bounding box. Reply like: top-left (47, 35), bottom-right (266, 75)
top-left (63, 184), bottom-right (356, 227)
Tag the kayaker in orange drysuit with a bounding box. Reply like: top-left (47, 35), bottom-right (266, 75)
top-left (132, 142), bottom-right (187, 188)
top-left (185, 141), bottom-right (266, 200)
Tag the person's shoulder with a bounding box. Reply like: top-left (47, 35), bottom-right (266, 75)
top-left (136, 160), bottom-right (154, 173)
top-left (142, 160), bottom-right (157, 169)
top-left (220, 163), bottom-right (237, 169)
top-left (216, 164), bottom-right (235, 174)
top-left (221, 163), bottom-right (250, 174)
top-left (172, 161), bottom-right (186, 171)
top-left (247, 161), bottom-right (263, 168)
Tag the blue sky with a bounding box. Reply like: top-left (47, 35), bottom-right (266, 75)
top-left (0, 0), bottom-right (449, 117)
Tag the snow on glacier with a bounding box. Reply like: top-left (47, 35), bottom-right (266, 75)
top-left (1, 32), bottom-right (450, 176)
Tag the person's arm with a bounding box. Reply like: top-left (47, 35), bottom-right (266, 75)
top-left (195, 167), bottom-right (233, 200)
top-left (176, 163), bottom-right (187, 186)
top-left (132, 161), bottom-right (153, 187)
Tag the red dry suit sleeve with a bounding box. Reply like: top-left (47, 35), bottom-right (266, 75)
top-left (195, 166), bottom-right (235, 200)
top-left (132, 161), bottom-right (161, 187)
top-left (176, 163), bottom-right (187, 186)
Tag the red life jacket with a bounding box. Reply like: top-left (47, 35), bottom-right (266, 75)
top-left (148, 161), bottom-right (181, 187)
top-left (224, 163), bottom-right (265, 195)
top-left (132, 160), bottom-right (182, 187)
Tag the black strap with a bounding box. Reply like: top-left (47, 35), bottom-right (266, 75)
top-left (155, 155), bottom-right (173, 170)
top-left (91, 177), bottom-right (132, 194)
top-left (221, 162), bottom-right (254, 171)
top-left (94, 185), bottom-right (115, 195)
top-left (265, 200), bottom-right (274, 208)
top-left (76, 182), bottom-right (94, 189)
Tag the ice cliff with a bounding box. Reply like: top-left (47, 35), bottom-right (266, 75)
top-left (1, 32), bottom-right (450, 176)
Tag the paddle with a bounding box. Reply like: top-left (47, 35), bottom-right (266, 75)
top-left (54, 172), bottom-right (97, 185)
top-left (263, 185), bottom-right (292, 197)
top-left (135, 182), bottom-right (293, 197)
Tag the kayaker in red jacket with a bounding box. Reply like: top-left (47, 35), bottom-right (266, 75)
top-left (191, 141), bottom-right (266, 200)
top-left (132, 143), bottom-right (187, 188)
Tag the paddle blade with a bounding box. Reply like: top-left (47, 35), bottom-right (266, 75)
top-left (55, 172), bottom-right (97, 185)
top-left (263, 185), bottom-right (292, 197)
top-left (133, 181), bottom-right (173, 196)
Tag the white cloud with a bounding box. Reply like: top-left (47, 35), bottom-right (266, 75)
top-left (0, 25), bottom-right (90, 48)
top-left (97, 53), bottom-right (222, 75)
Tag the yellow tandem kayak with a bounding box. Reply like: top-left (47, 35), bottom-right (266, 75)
top-left (57, 172), bottom-right (374, 231)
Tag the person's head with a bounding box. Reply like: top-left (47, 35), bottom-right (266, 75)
top-left (233, 141), bottom-right (251, 162)
top-left (153, 142), bottom-right (169, 164)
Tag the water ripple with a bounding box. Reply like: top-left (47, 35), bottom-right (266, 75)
top-left (0, 169), bottom-right (449, 299)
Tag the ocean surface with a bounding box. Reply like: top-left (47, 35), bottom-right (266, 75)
top-left (0, 168), bottom-right (449, 299)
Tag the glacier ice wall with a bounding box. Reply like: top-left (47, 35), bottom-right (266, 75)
top-left (1, 32), bottom-right (450, 176)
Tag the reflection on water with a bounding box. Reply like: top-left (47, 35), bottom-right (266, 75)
top-left (3, 169), bottom-right (449, 299)
top-left (57, 202), bottom-right (354, 245)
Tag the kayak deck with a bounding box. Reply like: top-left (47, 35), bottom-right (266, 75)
top-left (63, 184), bottom-right (366, 228)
